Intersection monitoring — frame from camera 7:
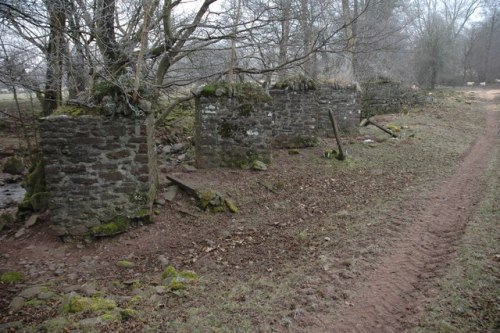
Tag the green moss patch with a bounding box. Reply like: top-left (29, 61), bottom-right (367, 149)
top-left (1, 271), bottom-right (24, 284)
top-left (161, 266), bottom-right (199, 291)
top-left (116, 260), bottom-right (135, 268)
top-left (197, 189), bottom-right (226, 213)
top-left (90, 216), bottom-right (129, 237)
top-left (53, 105), bottom-right (87, 117)
top-left (63, 294), bottom-right (116, 314)
top-left (3, 156), bottom-right (24, 175)
top-left (224, 198), bottom-right (239, 213)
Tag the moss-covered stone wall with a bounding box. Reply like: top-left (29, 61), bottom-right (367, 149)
top-left (39, 114), bottom-right (158, 237)
top-left (361, 80), bottom-right (424, 118)
top-left (195, 97), bottom-right (273, 168)
top-left (195, 83), bottom-right (361, 168)
top-left (270, 83), bottom-right (360, 148)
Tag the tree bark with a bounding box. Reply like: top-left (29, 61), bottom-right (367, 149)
top-left (42, 0), bottom-right (66, 115)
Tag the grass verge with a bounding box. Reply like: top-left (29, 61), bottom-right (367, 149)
top-left (415, 144), bottom-right (499, 333)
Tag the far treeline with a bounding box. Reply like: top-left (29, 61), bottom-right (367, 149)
top-left (0, 0), bottom-right (498, 116)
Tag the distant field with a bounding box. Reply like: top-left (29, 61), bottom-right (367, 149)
top-left (0, 93), bottom-right (41, 116)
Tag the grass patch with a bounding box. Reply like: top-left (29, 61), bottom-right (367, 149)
top-left (415, 146), bottom-right (499, 333)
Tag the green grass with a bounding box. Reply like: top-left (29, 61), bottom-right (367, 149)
top-left (415, 145), bottom-right (499, 333)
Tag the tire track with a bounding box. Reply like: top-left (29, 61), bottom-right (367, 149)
top-left (318, 94), bottom-right (499, 333)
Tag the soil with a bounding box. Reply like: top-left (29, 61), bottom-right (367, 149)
top-left (0, 88), bottom-right (498, 332)
top-left (312, 89), bottom-right (499, 332)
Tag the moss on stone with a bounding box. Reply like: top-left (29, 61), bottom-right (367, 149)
top-left (90, 216), bottom-right (129, 237)
top-left (3, 156), bottom-right (24, 175)
top-left (288, 149), bottom-right (300, 155)
top-left (116, 260), bottom-right (135, 268)
top-left (53, 105), bottom-right (86, 117)
top-left (161, 265), bottom-right (198, 291)
top-left (161, 265), bottom-right (178, 279)
top-left (252, 160), bottom-right (267, 171)
top-left (224, 198), bottom-right (239, 213)
top-left (63, 294), bottom-right (116, 313)
top-left (273, 75), bottom-right (317, 91)
top-left (1, 271), bottom-right (24, 284)
top-left (197, 189), bottom-right (226, 212)
top-left (386, 124), bottom-right (401, 132)
top-left (131, 209), bottom-right (152, 225)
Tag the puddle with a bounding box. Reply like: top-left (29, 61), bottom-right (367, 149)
top-left (0, 182), bottom-right (25, 209)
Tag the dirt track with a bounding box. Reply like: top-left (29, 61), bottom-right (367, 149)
top-left (317, 90), bottom-right (499, 332)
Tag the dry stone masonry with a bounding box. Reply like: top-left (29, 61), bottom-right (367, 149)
top-left (39, 114), bottom-right (158, 237)
top-left (195, 83), bottom-right (361, 168)
top-left (361, 80), bottom-right (425, 118)
top-left (195, 96), bottom-right (273, 168)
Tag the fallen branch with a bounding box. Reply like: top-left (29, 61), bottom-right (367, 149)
top-left (360, 118), bottom-right (398, 138)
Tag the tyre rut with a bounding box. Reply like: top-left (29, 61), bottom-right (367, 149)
top-left (317, 98), bottom-right (498, 333)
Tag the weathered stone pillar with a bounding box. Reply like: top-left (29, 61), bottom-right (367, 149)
top-left (39, 113), bottom-right (158, 237)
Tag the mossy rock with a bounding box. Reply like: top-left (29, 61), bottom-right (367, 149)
top-left (386, 124), bottom-right (401, 132)
top-left (224, 198), bottom-right (239, 213)
top-left (197, 189), bottom-right (226, 212)
top-left (273, 75), bottom-right (318, 91)
top-left (1, 271), bottom-right (24, 284)
top-left (116, 260), bottom-right (135, 268)
top-left (90, 216), bottom-right (129, 237)
top-left (131, 209), bottom-right (152, 225)
top-left (3, 156), bottom-right (24, 175)
top-left (252, 160), bottom-right (267, 171)
top-left (288, 149), bottom-right (300, 155)
top-left (63, 294), bottom-right (116, 313)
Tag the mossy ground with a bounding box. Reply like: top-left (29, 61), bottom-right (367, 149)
top-left (1, 271), bottom-right (24, 284)
top-left (90, 216), bottom-right (129, 237)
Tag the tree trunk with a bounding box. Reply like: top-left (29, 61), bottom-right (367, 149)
top-left (278, 0), bottom-right (291, 81)
top-left (227, 0), bottom-right (242, 84)
top-left (42, 0), bottom-right (66, 116)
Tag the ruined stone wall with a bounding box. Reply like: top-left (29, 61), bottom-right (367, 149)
top-left (39, 114), bottom-right (157, 237)
top-left (195, 97), bottom-right (273, 168)
top-left (361, 81), bottom-right (424, 118)
top-left (195, 84), bottom-right (361, 167)
top-left (269, 84), bottom-right (360, 148)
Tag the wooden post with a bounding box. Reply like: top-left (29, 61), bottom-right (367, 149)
top-left (328, 110), bottom-right (346, 160)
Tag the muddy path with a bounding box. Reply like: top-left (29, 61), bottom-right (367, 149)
top-left (315, 89), bottom-right (499, 333)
